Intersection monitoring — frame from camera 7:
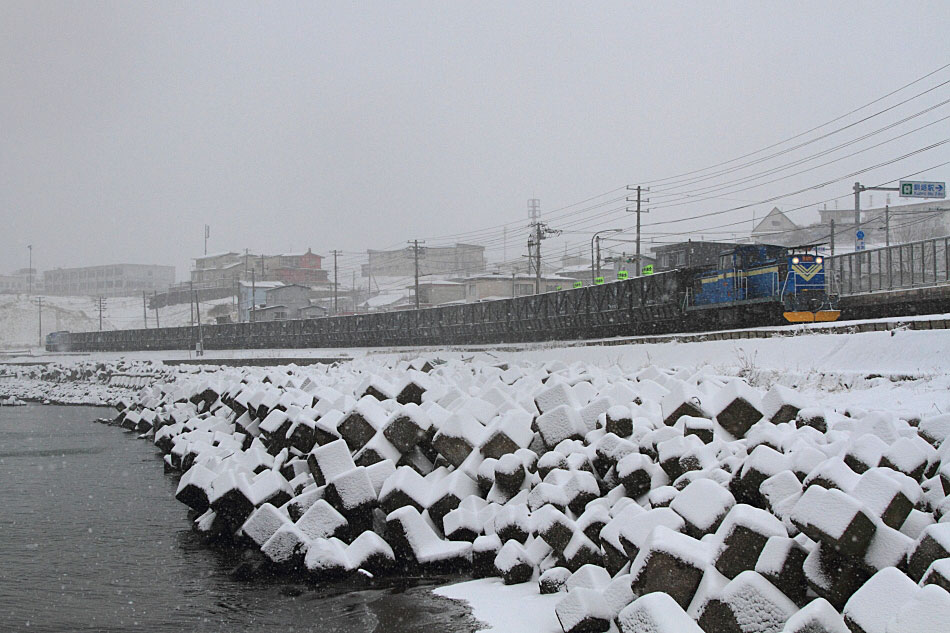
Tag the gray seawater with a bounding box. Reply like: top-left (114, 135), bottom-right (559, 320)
top-left (0, 405), bottom-right (477, 633)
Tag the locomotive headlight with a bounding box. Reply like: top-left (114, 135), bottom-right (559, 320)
top-left (816, 257), bottom-right (823, 264)
top-left (791, 257), bottom-right (800, 264)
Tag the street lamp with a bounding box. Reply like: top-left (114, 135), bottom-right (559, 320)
top-left (591, 229), bottom-right (623, 283)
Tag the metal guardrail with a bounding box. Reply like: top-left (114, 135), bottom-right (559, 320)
top-left (829, 235), bottom-right (950, 296)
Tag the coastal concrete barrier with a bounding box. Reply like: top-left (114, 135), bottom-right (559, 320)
top-left (9, 352), bottom-right (950, 632)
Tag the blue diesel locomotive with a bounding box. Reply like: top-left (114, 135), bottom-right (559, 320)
top-left (690, 244), bottom-right (840, 323)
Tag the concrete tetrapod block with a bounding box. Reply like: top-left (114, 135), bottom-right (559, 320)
top-left (669, 478), bottom-right (736, 538)
top-left (907, 523), bottom-right (950, 581)
top-left (629, 526), bottom-right (710, 610)
top-left (712, 381), bottom-right (764, 440)
top-left (780, 598), bottom-right (849, 633)
top-left (842, 567), bottom-right (920, 633)
top-left (554, 587), bottom-right (613, 633)
top-left (539, 567), bottom-right (571, 594)
top-left (431, 412), bottom-right (482, 468)
top-left (696, 570), bottom-right (797, 633)
top-left (382, 405), bottom-right (431, 453)
top-left (472, 534), bottom-right (502, 578)
top-left (493, 540), bottom-right (534, 585)
top-left (753, 535), bottom-right (809, 605)
top-left (345, 530), bottom-right (396, 575)
top-left (802, 542), bottom-right (872, 611)
top-left (307, 438), bottom-right (356, 487)
top-left (713, 504), bottom-right (788, 580)
top-left (789, 486), bottom-right (877, 559)
top-left (618, 592), bottom-right (703, 633)
top-left (384, 506), bottom-right (471, 573)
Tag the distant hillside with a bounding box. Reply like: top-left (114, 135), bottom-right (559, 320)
top-left (0, 294), bottom-right (234, 349)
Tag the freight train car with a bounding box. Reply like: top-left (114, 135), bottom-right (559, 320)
top-left (48, 242), bottom-right (841, 353)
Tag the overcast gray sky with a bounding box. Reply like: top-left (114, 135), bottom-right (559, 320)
top-left (2, 1), bottom-right (949, 281)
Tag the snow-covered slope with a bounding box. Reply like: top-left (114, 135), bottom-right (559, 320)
top-left (0, 294), bottom-right (234, 348)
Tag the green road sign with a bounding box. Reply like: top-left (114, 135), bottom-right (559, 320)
top-left (573, 280), bottom-right (583, 289)
top-left (555, 285), bottom-right (562, 291)
top-left (642, 264), bottom-right (654, 275)
top-left (900, 180), bottom-right (946, 198)
top-left (617, 270), bottom-right (628, 280)
top-left (594, 276), bottom-right (605, 285)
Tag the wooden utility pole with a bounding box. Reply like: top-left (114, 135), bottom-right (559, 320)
top-left (153, 291), bottom-right (160, 328)
top-left (98, 296), bottom-right (104, 331)
top-left (142, 291), bottom-right (148, 328)
top-left (37, 296), bottom-right (42, 347)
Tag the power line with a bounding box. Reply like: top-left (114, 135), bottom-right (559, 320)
top-left (382, 63), bottom-right (950, 246)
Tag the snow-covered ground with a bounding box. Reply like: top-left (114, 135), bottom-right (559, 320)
top-left (4, 326), bottom-right (950, 633)
top-left (0, 294), bottom-right (234, 349)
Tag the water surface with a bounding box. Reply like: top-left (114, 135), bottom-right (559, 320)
top-left (0, 405), bottom-right (477, 633)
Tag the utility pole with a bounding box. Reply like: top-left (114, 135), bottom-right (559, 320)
top-left (189, 280), bottom-right (194, 326)
top-left (98, 296), bottom-right (104, 331)
top-left (853, 182), bottom-right (862, 252)
top-left (591, 229), bottom-right (622, 284)
top-left (250, 269), bottom-right (256, 322)
top-left (626, 185), bottom-right (651, 276)
top-left (535, 223), bottom-right (542, 294)
top-left (407, 241), bottom-right (425, 309)
top-left (854, 181), bottom-right (900, 250)
top-left (194, 290), bottom-right (203, 356)
top-left (529, 222), bottom-right (561, 293)
top-left (37, 296), bottom-right (42, 347)
top-left (885, 204), bottom-right (891, 247)
top-left (153, 291), bottom-right (160, 328)
top-left (331, 249), bottom-right (341, 314)
top-left (204, 224), bottom-right (209, 255)
top-left (830, 219), bottom-right (835, 258)
top-left (595, 236), bottom-right (602, 279)
top-left (27, 245), bottom-right (32, 296)
top-left (528, 199), bottom-right (542, 294)
top-left (260, 253), bottom-right (265, 277)
top-left (142, 291), bottom-right (148, 328)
